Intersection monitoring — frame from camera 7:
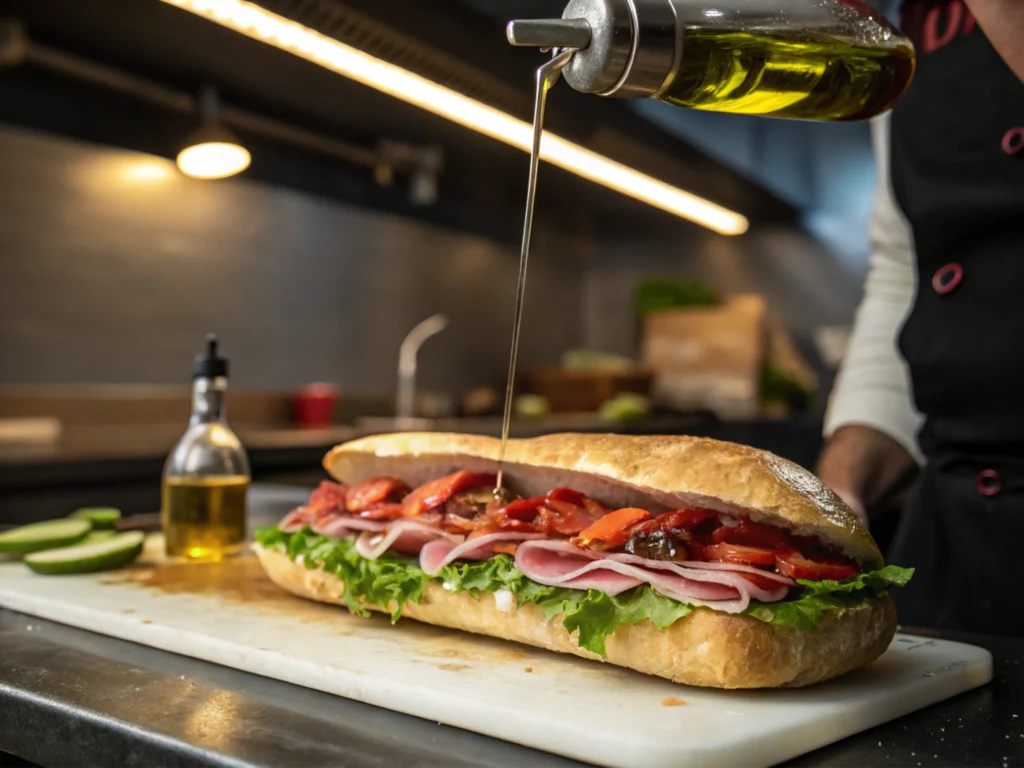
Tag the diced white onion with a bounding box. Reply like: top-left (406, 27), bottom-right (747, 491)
top-left (493, 588), bottom-right (514, 613)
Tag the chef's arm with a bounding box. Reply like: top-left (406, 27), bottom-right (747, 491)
top-left (816, 114), bottom-right (923, 523)
top-left (963, 0), bottom-right (1024, 83)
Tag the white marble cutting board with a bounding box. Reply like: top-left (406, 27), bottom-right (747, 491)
top-left (0, 539), bottom-right (993, 768)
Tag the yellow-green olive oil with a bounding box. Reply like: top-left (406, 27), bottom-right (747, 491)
top-left (659, 27), bottom-right (915, 120)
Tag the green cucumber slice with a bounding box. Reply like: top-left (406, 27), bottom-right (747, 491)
top-left (70, 507), bottom-right (122, 529)
top-left (81, 530), bottom-right (118, 545)
top-left (0, 519), bottom-right (91, 554)
top-left (25, 531), bottom-right (145, 575)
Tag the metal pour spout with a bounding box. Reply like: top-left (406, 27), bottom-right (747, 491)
top-left (506, 18), bottom-right (592, 50)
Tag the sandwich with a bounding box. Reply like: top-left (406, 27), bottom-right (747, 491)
top-left (254, 433), bottom-right (912, 689)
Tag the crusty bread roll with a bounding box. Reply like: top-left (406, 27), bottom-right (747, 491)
top-left (258, 432), bottom-right (897, 688)
top-left (256, 546), bottom-right (897, 689)
top-left (326, 432), bottom-right (882, 568)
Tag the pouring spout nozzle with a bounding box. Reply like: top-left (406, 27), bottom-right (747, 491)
top-left (506, 18), bottom-right (592, 50)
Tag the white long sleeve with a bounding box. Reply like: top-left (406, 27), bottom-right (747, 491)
top-left (823, 113), bottom-right (925, 464)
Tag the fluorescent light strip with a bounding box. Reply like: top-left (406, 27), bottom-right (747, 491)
top-left (158, 0), bottom-right (749, 235)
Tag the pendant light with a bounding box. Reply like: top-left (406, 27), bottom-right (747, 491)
top-left (177, 85), bottom-right (251, 180)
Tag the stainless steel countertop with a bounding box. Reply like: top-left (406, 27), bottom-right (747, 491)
top-left (0, 609), bottom-right (582, 768)
top-left (2, 485), bottom-right (1017, 768)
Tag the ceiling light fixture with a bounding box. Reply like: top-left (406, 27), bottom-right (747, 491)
top-left (157, 0), bottom-right (748, 235)
top-left (177, 85), bottom-right (252, 179)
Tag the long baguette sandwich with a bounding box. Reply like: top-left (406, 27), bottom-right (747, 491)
top-left (255, 433), bottom-right (912, 689)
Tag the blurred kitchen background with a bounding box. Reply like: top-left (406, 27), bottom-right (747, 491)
top-left (1, 0), bottom-right (877, 524)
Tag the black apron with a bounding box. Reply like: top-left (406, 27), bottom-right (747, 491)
top-left (887, 0), bottom-right (1024, 636)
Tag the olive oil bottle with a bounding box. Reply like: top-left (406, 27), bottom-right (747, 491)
top-left (660, 26), bottom-right (914, 121)
top-left (508, 0), bottom-right (915, 122)
top-left (162, 335), bottom-right (250, 560)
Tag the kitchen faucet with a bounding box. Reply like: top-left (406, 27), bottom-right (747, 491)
top-left (395, 314), bottom-right (449, 429)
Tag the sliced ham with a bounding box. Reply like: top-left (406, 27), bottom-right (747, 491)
top-left (514, 540), bottom-right (790, 612)
top-left (354, 519), bottom-right (463, 560)
top-left (513, 544), bottom-right (642, 596)
top-left (279, 509), bottom-right (313, 533)
top-left (314, 514), bottom-right (391, 539)
top-left (420, 532), bottom-right (546, 576)
top-left (675, 559), bottom-right (796, 585)
top-left (603, 551), bottom-right (791, 603)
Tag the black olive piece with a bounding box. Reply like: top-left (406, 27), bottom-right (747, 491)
top-left (624, 530), bottom-right (687, 561)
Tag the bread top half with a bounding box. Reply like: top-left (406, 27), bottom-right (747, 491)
top-left (324, 432), bottom-right (883, 570)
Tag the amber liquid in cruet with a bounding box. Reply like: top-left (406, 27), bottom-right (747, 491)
top-left (161, 475), bottom-right (249, 561)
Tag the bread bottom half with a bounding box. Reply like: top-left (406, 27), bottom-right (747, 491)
top-left (255, 545), bottom-right (897, 689)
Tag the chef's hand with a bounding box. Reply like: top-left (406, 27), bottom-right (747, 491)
top-left (815, 425), bottom-right (918, 527)
top-left (963, 0), bottom-right (1024, 83)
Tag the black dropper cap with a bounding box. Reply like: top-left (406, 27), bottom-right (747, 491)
top-left (194, 333), bottom-right (229, 379)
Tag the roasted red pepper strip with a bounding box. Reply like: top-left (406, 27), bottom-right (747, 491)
top-left (775, 551), bottom-right (859, 581)
top-left (279, 481), bottom-right (349, 529)
top-left (701, 542), bottom-right (777, 566)
top-left (631, 508), bottom-right (715, 538)
top-left (401, 471), bottom-right (497, 517)
top-left (542, 504), bottom-right (597, 536)
top-left (662, 508), bottom-right (717, 530)
top-left (501, 497), bottom-right (546, 522)
top-left (308, 480), bottom-right (348, 508)
top-left (357, 503), bottom-right (405, 521)
top-left (711, 520), bottom-right (791, 549)
top-left (738, 571), bottom-right (786, 591)
top-left (547, 488), bottom-right (587, 506)
top-left (345, 477), bottom-right (409, 513)
top-left (574, 507), bottom-right (652, 548)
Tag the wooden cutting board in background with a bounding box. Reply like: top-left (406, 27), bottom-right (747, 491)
top-left (0, 540), bottom-right (992, 768)
top-left (641, 295), bottom-right (767, 419)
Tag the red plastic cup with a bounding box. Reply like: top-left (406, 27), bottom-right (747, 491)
top-left (293, 383), bottom-right (339, 428)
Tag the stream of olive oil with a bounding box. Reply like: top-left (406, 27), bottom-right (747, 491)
top-left (492, 25), bottom-right (913, 486)
top-left (495, 50), bottom-right (574, 492)
top-left (660, 27), bottom-right (915, 121)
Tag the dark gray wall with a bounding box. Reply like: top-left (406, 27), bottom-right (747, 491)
top-left (0, 124), bottom-right (867, 398)
top-left (0, 125), bottom-right (585, 394)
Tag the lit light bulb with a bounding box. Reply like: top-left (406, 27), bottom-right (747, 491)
top-left (157, 0), bottom-right (749, 234)
top-left (176, 141), bottom-right (251, 179)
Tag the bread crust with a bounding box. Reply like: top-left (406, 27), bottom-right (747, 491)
top-left (256, 546), bottom-right (896, 689)
top-left (324, 432), bottom-right (882, 568)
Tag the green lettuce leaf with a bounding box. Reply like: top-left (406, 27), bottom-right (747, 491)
top-left (798, 564), bottom-right (915, 596)
top-left (743, 565), bottom-right (915, 629)
top-left (257, 526), bottom-right (428, 622)
top-left (440, 553), bottom-right (524, 596)
top-left (559, 588), bottom-right (695, 655)
top-left (614, 586), bottom-right (695, 630)
top-left (255, 527), bottom-right (912, 653)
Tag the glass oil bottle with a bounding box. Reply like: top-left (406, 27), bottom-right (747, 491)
top-left (161, 335), bottom-right (250, 560)
top-left (508, 0), bottom-right (916, 122)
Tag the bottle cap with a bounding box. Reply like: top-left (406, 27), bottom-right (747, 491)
top-left (194, 333), bottom-right (229, 379)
